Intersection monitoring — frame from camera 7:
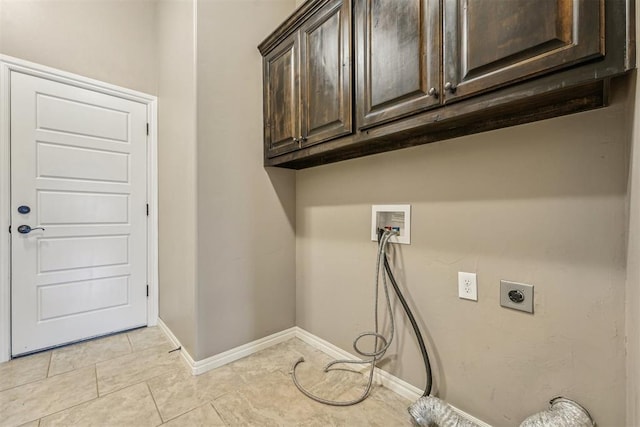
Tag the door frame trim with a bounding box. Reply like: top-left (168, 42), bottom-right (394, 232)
top-left (0, 55), bottom-right (159, 362)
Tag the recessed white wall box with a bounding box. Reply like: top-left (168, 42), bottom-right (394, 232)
top-left (371, 204), bottom-right (411, 244)
top-left (458, 272), bottom-right (478, 301)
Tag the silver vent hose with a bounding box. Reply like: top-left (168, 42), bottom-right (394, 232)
top-left (409, 396), bottom-right (595, 427)
top-left (408, 396), bottom-right (480, 427)
top-left (520, 397), bottom-right (595, 427)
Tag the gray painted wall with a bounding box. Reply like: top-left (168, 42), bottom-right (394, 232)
top-left (626, 71), bottom-right (639, 427)
top-left (626, 5), bottom-right (640, 423)
top-left (296, 79), bottom-right (631, 425)
top-left (0, 0), bottom-right (158, 95)
top-left (156, 0), bottom-right (198, 356)
top-left (157, 0), bottom-right (297, 359)
top-left (195, 0), bottom-right (296, 360)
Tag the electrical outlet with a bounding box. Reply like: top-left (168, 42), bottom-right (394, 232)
top-left (458, 272), bottom-right (477, 301)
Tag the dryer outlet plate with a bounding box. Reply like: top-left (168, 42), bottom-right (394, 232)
top-left (500, 280), bottom-right (534, 314)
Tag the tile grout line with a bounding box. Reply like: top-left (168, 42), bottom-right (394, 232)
top-left (158, 404), bottom-right (202, 424)
top-left (0, 376), bottom-right (50, 394)
top-left (126, 332), bottom-right (134, 353)
top-left (0, 356), bottom-right (93, 394)
top-left (45, 351), bottom-right (53, 378)
top-left (158, 401), bottom-right (229, 426)
top-left (94, 364), bottom-right (99, 398)
top-left (53, 353), bottom-right (204, 425)
top-left (94, 342), bottom-right (178, 396)
top-left (98, 365), bottom-right (183, 398)
top-left (35, 393), bottom-right (100, 424)
top-left (149, 360), bottom-right (237, 425)
top-left (21, 366), bottom-right (102, 425)
top-left (209, 401), bottom-right (230, 426)
top-left (36, 377), bottom-right (163, 425)
top-left (100, 341), bottom-right (171, 369)
top-left (145, 381), bottom-right (165, 425)
top-left (92, 336), bottom-right (183, 399)
top-left (44, 334), bottom-right (138, 381)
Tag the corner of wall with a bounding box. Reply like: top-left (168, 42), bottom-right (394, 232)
top-left (626, 70), bottom-right (640, 427)
top-left (191, 0), bottom-right (297, 361)
top-left (156, 0), bottom-right (199, 356)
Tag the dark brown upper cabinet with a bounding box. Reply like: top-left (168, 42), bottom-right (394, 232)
top-left (260, 0), bottom-right (352, 159)
top-left (260, 0), bottom-right (633, 169)
top-left (263, 33), bottom-right (300, 157)
top-left (356, 0), bottom-right (441, 130)
top-left (442, 0), bottom-right (604, 103)
top-left (300, 0), bottom-right (352, 147)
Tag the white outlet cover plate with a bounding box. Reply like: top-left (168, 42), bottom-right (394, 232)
top-left (458, 272), bottom-right (478, 301)
top-left (371, 204), bottom-right (411, 244)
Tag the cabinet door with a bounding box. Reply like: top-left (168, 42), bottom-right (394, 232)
top-left (356, 0), bottom-right (440, 130)
top-left (300, 0), bottom-right (352, 147)
top-left (263, 33), bottom-right (300, 158)
top-left (443, 0), bottom-right (604, 103)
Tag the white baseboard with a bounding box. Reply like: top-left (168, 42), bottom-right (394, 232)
top-left (293, 327), bottom-right (423, 401)
top-left (293, 327), bottom-right (491, 427)
top-left (157, 319), bottom-right (297, 375)
top-left (156, 321), bottom-right (490, 426)
top-left (189, 327), bottom-right (298, 375)
top-left (157, 318), bottom-right (196, 370)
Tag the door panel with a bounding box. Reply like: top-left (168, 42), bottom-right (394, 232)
top-left (11, 71), bottom-right (148, 355)
top-left (443, 0), bottom-right (604, 102)
top-left (39, 276), bottom-right (129, 320)
top-left (36, 94), bottom-right (130, 141)
top-left (39, 192), bottom-right (129, 224)
top-left (264, 33), bottom-right (300, 158)
top-left (38, 235), bottom-right (129, 272)
top-left (356, 0), bottom-right (440, 129)
top-left (37, 143), bottom-right (129, 183)
top-left (300, 0), bottom-right (352, 146)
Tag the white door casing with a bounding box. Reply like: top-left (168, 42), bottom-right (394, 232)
top-left (0, 55), bottom-right (158, 361)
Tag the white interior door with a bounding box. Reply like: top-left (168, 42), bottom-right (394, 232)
top-left (10, 71), bottom-right (148, 356)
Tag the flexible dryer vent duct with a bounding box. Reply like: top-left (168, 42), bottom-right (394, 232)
top-left (520, 397), bottom-right (594, 427)
top-left (408, 396), bottom-right (480, 427)
top-left (408, 396), bottom-right (594, 427)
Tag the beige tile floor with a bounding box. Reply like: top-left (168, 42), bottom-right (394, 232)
top-left (0, 327), bottom-right (413, 426)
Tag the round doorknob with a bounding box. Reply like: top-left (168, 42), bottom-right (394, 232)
top-left (427, 87), bottom-right (438, 97)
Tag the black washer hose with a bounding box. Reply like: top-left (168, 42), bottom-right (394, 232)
top-left (378, 229), bottom-right (433, 397)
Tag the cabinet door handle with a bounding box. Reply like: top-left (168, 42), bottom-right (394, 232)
top-left (427, 87), bottom-right (438, 98)
top-left (299, 136), bottom-right (307, 143)
top-left (292, 137), bottom-right (299, 143)
top-left (444, 82), bottom-right (457, 94)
